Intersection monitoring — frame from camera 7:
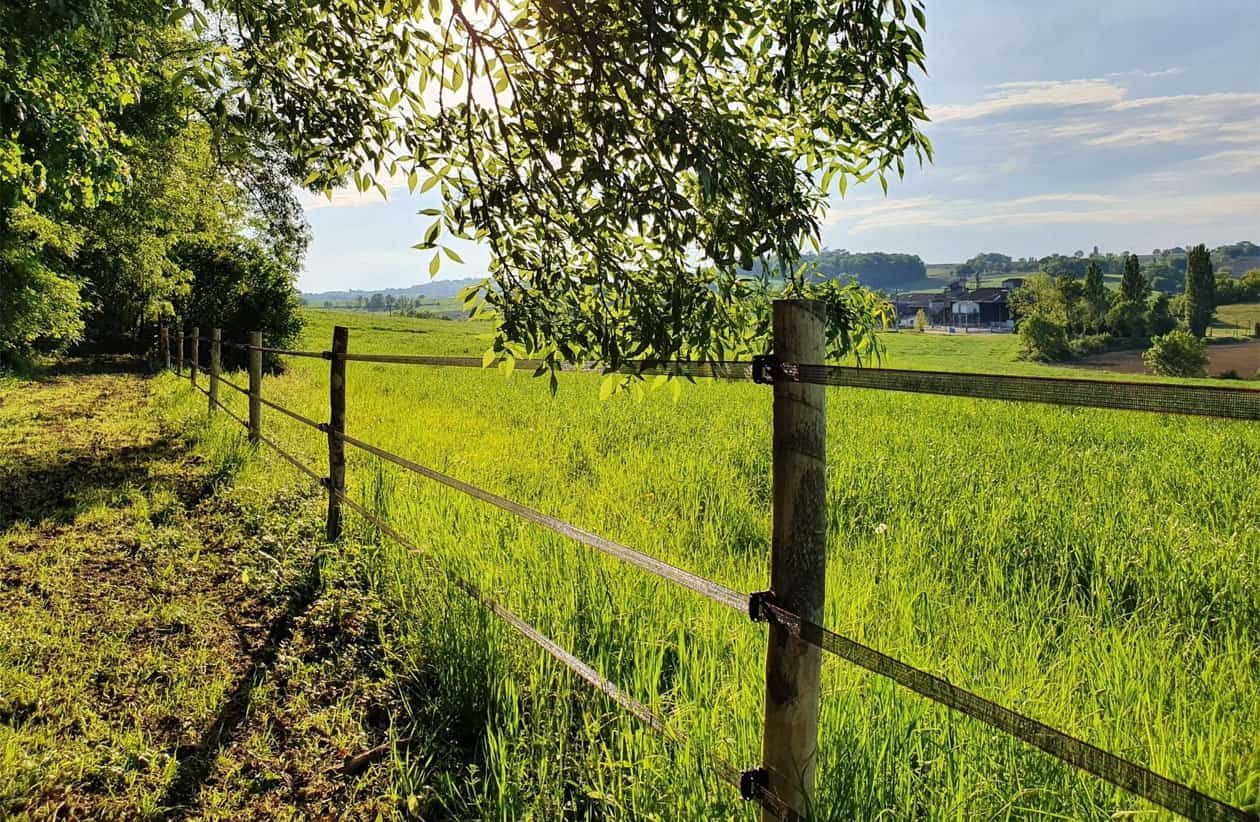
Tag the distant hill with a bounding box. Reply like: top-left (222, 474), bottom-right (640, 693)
top-left (302, 277), bottom-right (480, 304)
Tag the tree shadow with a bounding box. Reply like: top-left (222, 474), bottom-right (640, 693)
top-left (157, 558), bottom-right (323, 818)
top-left (0, 438), bottom-right (209, 530)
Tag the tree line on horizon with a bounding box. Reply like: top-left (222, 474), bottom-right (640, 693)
top-left (1011, 245), bottom-right (1255, 377)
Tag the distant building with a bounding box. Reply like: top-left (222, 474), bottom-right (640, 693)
top-left (1001, 277), bottom-right (1025, 291)
top-left (895, 287), bottom-right (1012, 330)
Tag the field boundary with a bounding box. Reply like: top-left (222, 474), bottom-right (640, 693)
top-left (163, 312), bottom-right (1257, 821)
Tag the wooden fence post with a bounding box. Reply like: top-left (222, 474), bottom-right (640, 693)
top-left (326, 325), bottom-right (348, 541)
top-left (160, 324), bottom-right (170, 371)
top-left (176, 324), bottom-right (184, 376)
top-left (761, 299), bottom-right (827, 820)
top-left (208, 328), bottom-right (221, 414)
top-left (248, 331), bottom-right (263, 445)
top-left (190, 326), bottom-right (199, 388)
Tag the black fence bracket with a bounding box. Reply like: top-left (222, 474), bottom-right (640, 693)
top-left (752, 355), bottom-right (777, 385)
top-left (740, 768), bottom-right (769, 801)
top-left (748, 590), bottom-right (776, 622)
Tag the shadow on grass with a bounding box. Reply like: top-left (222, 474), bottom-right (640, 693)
top-left (158, 558), bottom-right (323, 818)
top-left (0, 438), bottom-right (203, 530)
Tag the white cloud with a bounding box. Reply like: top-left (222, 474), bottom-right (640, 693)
top-left (930, 79), bottom-right (1126, 123)
top-left (826, 190), bottom-right (1260, 234)
top-left (932, 81), bottom-right (1260, 156)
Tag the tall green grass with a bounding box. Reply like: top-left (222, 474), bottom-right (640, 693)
top-left (169, 310), bottom-right (1260, 819)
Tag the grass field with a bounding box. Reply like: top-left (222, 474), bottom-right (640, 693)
top-left (167, 309), bottom-right (1260, 819)
top-left (1215, 303), bottom-right (1260, 336)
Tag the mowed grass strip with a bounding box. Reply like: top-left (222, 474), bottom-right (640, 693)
top-left (183, 310), bottom-right (1258, 819)
top-left (0, 363), bottom-right (403, 819)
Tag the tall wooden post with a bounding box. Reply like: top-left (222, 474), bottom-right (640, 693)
top-left (190, 327), bottom-right (199, 388)
top-left (160, 324), bottom-right (170, 371)
top-left (326, 325), bottom-right (348, 541)
top-left (176, 324), bottom-right (184, 376)
top-left (761, 299), bottom-right (827, 820)
top-left (208, 328), bottom-right (221, 414)
top-left (248, 331), bottom-right (263, 445)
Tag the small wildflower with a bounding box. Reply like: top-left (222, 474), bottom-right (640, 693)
top-left (874, 522), bottom-right (888, 536)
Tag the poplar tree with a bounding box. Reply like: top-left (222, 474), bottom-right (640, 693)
top-left (1184, 244), bottom-right (1216, 337)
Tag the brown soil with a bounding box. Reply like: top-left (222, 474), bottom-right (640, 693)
top-left (1072, 338), bottom-right (1260, 379)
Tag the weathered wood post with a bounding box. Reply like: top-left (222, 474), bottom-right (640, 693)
top-left (208, 328), bottom-right (221, 414)
top-left (190, 326), bottom-right (199, 388)
top-left (248, 331), bottom-right (263, 446)
top-left (326, 325), bottom-right (348, 541)
top-left (176, 323), bottom-right (184, 376)
top-left (160, 323), bottom-right (170, 371)
top-left (762, 299), bottom-right (827, 820)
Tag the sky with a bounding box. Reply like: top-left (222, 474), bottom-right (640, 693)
top-left (296, 0), bottom-right (1260, 292)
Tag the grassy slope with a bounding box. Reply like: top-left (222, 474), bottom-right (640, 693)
top-left (190, 310), bottom-right (1259, 819)
top-left (1216, 303), bottom-right (1260, 334)
top-left (0, 362), bottom-right (399, 819)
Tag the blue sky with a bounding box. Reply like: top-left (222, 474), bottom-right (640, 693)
top-left (297, 0), bottom-right (1260, 292)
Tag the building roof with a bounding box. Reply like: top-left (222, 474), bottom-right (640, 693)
top-left (961, 288), bottom-right (1009, 303)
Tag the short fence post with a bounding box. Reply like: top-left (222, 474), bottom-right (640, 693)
top-left (326, 325), bottom-right (348, 541)
top-left (761, 299), bottom-right (827, 820)
top-left (160, 324), bottom-right (170, 371)
top-left (176, 325), bottom-right (184, 376)
top-left (248, 331), bottom-right (262, 446)
top-left (190, 326), bottom-right (199, 388)
top-left (208, 328), bottom-right (221, 414)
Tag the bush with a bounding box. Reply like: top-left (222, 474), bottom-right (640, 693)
top-left (1105, 299), bottom-right (1147, 339)
top-left (914, 308), bottom-right (927, 332)
top-left (1018, 315), bottom-right (1071, 361)
top-left (172, 239), bottom-right (303, 372)
top-left (1067, 333), bottom-right (1112, 358)
top-left (1143, 330), bottom-right (1208, 377)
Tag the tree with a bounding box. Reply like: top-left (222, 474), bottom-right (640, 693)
top-left (1146, 293), bottom-right (1178, 337)
top-left (1106, 299), bottom-right (1147, 339)
top-left (0, 207), bottom-right (87, 363)
top-left (1120, 253), bottom-right (1148, 303)
top-left (1055, 270), bottom-right (1084, 334)
top-left (215, 0), bottom-right (933, 382)
top-left (1082, 262), bottom-right (1108, 331)
top-left (1143, 330), bottom-right (1208, 377)
top-left (173, 239), bottom-right (303, 372)
top-left (1018, 315), bottom-right (1070, 362)
top-left (1184, 243), bottom-right (1215, 336)
top-left (914, 309), bottom-right (928, 332)
top-left (0, 4), bottom-right (310, 362)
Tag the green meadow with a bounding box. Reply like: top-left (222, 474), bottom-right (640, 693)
top-left (161, 309), bottom-right (1260, 819)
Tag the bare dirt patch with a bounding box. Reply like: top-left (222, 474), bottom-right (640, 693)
top-left (1072, 338), bottom-right (1260, 379)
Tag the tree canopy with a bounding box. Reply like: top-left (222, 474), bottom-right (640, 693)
top-left (0, 0), bottom-right (308, 362)
top-left (211, 0), bottom-right (932, 380)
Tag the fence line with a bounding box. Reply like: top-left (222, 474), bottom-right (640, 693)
top-left (335, 429), bottom-right (749, 613)
top-left (756, 601), bottom-right (1251, 822)
top-left (310, 348), bottom-right (1260, 421)
top-left (164, 318), bottom-right (1257, 821)
top-left (329, 487), bottom-right (801, 822)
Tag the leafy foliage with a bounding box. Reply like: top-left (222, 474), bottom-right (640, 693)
top-left (1143, 330), bottom-right (1208, 377)
top-left (217, 0), bottom-right (932, 376)
top-left (174, 239), bottom-right (303, 371)
top-left (805, 250), bottom-right (927, 289)
top-left (1119, 253), bottom-right (1148, 303)
top-left (1018, 314), bottom-right (1071, 362)
top-left (0, 2), bottom-right (309, 359)
top-left (1183, 244), bottom-right (1215, 337)
top-left (0, 207), bottom-right (86, 362)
